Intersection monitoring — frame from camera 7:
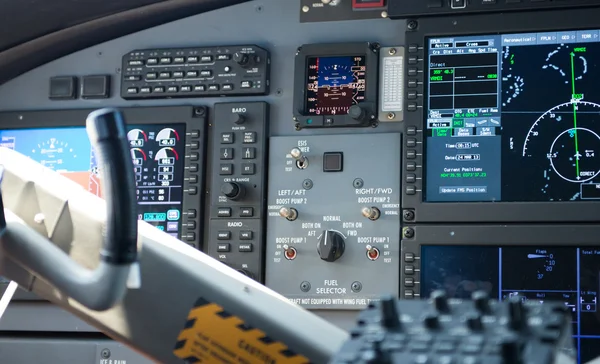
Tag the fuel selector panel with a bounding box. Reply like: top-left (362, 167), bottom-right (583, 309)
top-left (265, 134), bottom-right (401, 310)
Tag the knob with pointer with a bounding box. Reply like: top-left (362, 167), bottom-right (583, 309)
top-left (317, 230), bottom-right (345, 262)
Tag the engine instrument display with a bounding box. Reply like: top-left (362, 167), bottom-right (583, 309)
top-left (0, 124), bottom-right (186, 236)
top-left (424, 29), bottom-right (600, 202)
top-left (421, 245), bottom-right (600, 363)
top-left (305, 55), bottom-right (367, 116)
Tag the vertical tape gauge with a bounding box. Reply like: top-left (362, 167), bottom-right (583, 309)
top-left (379, 46), bottom-right (404, 122)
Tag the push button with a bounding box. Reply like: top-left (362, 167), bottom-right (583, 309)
top-left (243, 132), bottom-right (257, 144)
top-left (217, 243), bottom-right (231, 252)
top-left (405, 265), bottom-right (415, 274)
top-left (451, 0), bottom-right (466, 8)
top-left (242, 163), bottom-right (255, 175)
top-left (404, 253), bottom-right (415, 262)
top-left (221, 133), bottom-right (234, 144)
top-left (217, 208), bottom-right (232, 217)
top-left (405, 278), bottom-right (415, 287)
top-left (187, 209), bottom-right (197, 218)
top-left (220, 164), bottom-right (233, 175)
top-left (240, 231), bottom-right (253, 240)
top-left (189, 163), bottom-right (199, 173)
top-left (186, 233), bottom-right (196, 241)
top-left (220, 148), bottom-right (234, 160)
top-left (218, 231), bottom-right (231, 240)
top-left (323, 152), bottom-right (343, 172)
top-left (239, 244), bottom-right (253, 252)
top-left (242, 147), bottom-right (256, 159)
top-left (240, 208), bottom-right (254, 217)
top-left (406, 174), bottom-right (416, 183)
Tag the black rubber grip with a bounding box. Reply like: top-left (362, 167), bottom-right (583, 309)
top-left (86, 108), bottom-right (138, 265)
top-left (0, 165), bottom-right (6, 231)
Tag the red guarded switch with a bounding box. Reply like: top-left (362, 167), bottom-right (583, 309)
top-left (352, 0), bottom-right (386, 9)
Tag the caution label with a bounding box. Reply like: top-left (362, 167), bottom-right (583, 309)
top-left (173, 297), bottom-right (310, 364)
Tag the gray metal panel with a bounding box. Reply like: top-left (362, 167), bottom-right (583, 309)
top-left (0, 0), bottom-right (405, 138)
top-left (0, 338), bottom-right (152, 364)
top-left (265, 133), bottom-right (401, 310)
top-left (0, 0), bottom-right (405, 359)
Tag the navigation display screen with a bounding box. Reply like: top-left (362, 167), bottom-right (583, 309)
top-left (425, 29), bottom-right (600, 202)
top-left (421, 245), bottom-right (600, 363)
top-left (305, 55), bottom-right (367, 116)
top-left (0, 124), bottom-right (186, 237)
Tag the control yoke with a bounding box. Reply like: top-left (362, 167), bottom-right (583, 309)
top-left (0, 108), bottom-right (140, 311)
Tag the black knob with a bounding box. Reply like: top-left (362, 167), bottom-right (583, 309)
top-left (431, 290), bottom-right (450, 313)
top-left (237, 269), bottom-right (254, 279)
top-left (472, 291), bottom-right (490, 314)
top-left (379, 296), bottom-right (401, 329)
top-left (233, 52), bottom-right (249, 66)
top-left (508, 297), bottom-right (525, 331)
top-left (221, 182), bottom-right (244, 200)
top-left (231, 113), bottom-right (246, 124)
top-left (317, 230), bottom-right (345, 262)
top-left (501, 337), bottom-right (522, 364)
top-left (348, 104), bottom-right (366, 121)
top-left (423, 313), bottom-right (440, 329)
top-left (466, 314), bottom-right (483, 331)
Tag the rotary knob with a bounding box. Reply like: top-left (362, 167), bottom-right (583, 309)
top-left (221, 182), bottom-right (244, 200)
top-left (236, 269), bottom-right (255, 279)
top-left (233, 52), bottom-right (250, 66)
top-left (317, 230), bottom-right (345, 262)
top-left (231, 113), bottom-right (246, 124)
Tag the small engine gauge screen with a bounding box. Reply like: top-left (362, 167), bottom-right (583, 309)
top-left (305, 55), bottom-right (367, 116)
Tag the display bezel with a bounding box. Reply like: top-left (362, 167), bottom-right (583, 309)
top-left (293, 42), bottom-right (379, 129)
top-left (0, 106), bottom-right (207, 300)
top-left (403, 9), bottom-right (600, 223)
top-left (400, 224), bottom-right (600, 300)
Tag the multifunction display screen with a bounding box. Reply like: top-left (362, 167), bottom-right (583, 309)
top-left (0, 124), bottom-right (186, 237)
top-left (305, 55), bottom-right (367, 115)
top-left (421, 245), bottom-right (600, 363)
top-left (425, 29), bottom-right (600, 202)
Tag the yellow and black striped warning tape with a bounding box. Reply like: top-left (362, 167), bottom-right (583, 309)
top-left (173, 297), bottom-right (310, 363)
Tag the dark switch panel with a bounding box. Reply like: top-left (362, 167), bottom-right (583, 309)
top-left (205, 102), bottom-right (269, 282)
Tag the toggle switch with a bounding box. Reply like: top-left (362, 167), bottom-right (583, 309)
top-left (279, 207), bottom-right (298, 221)
top-left (362, 206), bottom-right (380, 221)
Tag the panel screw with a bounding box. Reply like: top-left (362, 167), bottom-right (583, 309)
top-left (302, 179), bottom-right (313, 190)
top-left (194, 107), bottom-right (205, 116)
top-left (353, 178), bottom-right (364, 188)
top-left (294, 123), bottom-right (301, 131)
top-left (403, 228), bottom-right (415, 239)
top-left (403, 210), bottom-right (415, 221)
top-left (351, 281), bottom-right (362, 293)
top-left (302, 5), bottom-right (310, 12)
top-left (100, 349), bottom-right (111, 359)
top-left (407, 20), bottom-right (418, 30)
top-left (388, 48), bottom-right (396, 55)
top-left (300, 281), bottom-right (311, 292)
top-left (387, 112), bottom-right (395, 120)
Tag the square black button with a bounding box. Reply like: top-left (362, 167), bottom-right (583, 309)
top-left (323, 152), bottom-right (343, 172)
top-left (81, 75), bottom-right (110, 99)
top-left (49, 76), bottom-right (77, 100)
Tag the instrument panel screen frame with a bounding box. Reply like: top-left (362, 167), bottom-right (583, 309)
top-left (401, 224), bottom-right (600, 364)
top-left (403, 9), bottom-right (600, 223)
top-left (293, 42), bottom-right (379, 129)
top-left (0, 105), bottom-right (207, 245)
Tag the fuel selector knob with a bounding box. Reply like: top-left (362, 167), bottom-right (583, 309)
top-left (317, 230), bottom-right (345, 262)
top-left (221, 182), bottom-right (244, 200)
